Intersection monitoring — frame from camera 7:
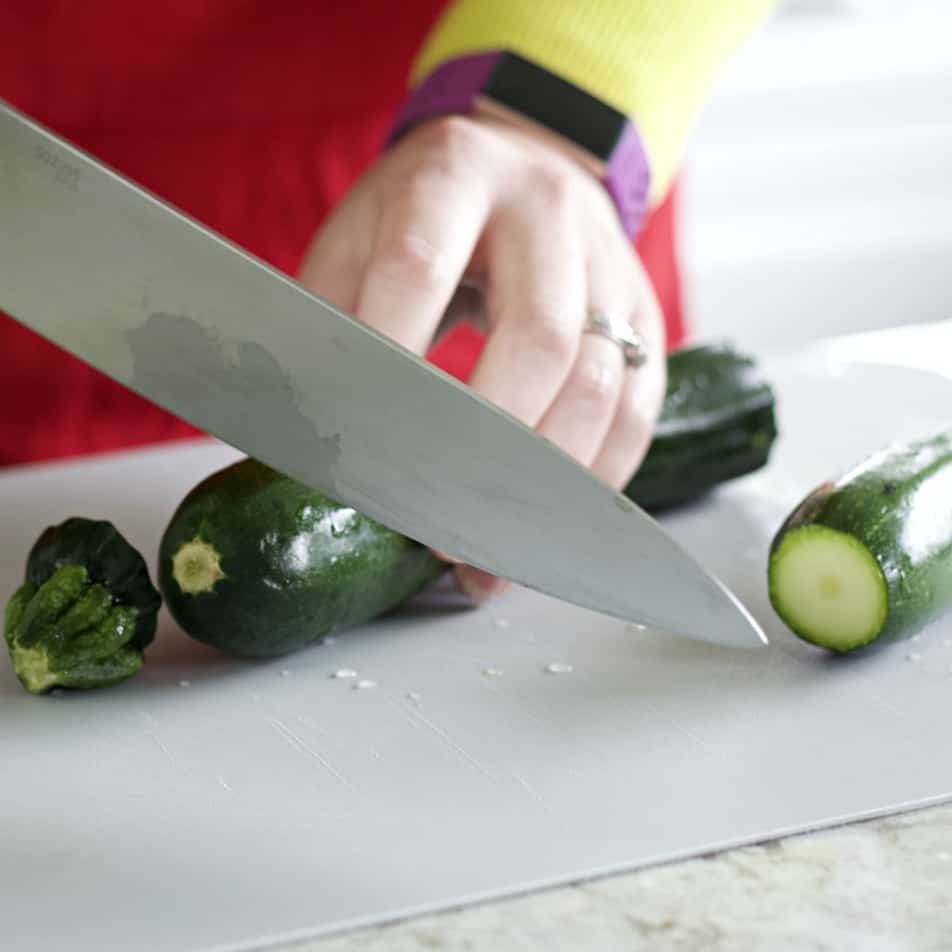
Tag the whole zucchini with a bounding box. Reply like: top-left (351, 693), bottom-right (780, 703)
top-left (625, 342), bottom-right (777, 511)
top-left (4, 518), bottom-right (161, 693)
top-left (768, 427), bottom-right (952, 652)
top-left (159, 458), bottom-right (448, 658)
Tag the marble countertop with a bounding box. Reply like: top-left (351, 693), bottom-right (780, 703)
top-left (287, 802), bottom-right (952, 951)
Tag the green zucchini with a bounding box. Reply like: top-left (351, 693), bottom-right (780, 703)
top-left (157, 341), bottom-right (775, 658)
top-left (625, 342), bottom-right (777, 511)
top-left (768, 428), bottom-right (952, 652)
top-left (4, 518), bottom-right (161, 693)
top-left (158, 458), bottom-right (448, 658)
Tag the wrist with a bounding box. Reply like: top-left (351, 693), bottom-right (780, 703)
top-left (388, 50), bottom-right (651, 238)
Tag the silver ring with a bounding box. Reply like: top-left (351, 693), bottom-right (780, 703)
top-left (583, 309), bottom-right (648, 368)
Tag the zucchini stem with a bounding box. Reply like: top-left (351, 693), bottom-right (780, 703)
top-left (172, 537), bottom-right (226, 595)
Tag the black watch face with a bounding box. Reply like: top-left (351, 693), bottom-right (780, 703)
top-left (483, 52), bottom-right (626, 161)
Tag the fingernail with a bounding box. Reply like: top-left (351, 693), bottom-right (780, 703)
top-left (433, 549), bottom-right (463, 565)
top-left (456, 567), bottom-right (510, 603)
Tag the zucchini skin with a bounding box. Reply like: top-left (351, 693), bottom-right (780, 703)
top-left (769, 428), bottom-right (952, 649)
top-left (159, 458), bottom-right (448, 658)
top-left (625, 343), bottom-right (778, 511)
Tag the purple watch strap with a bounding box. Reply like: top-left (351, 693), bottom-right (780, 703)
top-left (388, 51), bottom-right (651, 238)
top-left (388, 52), bottom-right (503, 141)
top-left (604, 122), bottom-right (651, 239)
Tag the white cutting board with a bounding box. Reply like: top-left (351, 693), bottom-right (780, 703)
top-left (1, 322), bottom-right (950, 952)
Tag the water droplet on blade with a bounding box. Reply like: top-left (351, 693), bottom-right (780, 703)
top-left (353, 679), bottom-right (376, 690)
top-left (178, 680), bottom-right (191, 688)
top-left (482, 667), bottom-right (505, 677)
top-left (406, 691), bottom-right (422, 703)
top-left (332, 668), bottom-right (357, 680)
top-left (545, 662), bottom-right (573, 675)
top-left (493, 618), bottom-right (511, 629)
top-left (905, 653), bottom-right (923, 663)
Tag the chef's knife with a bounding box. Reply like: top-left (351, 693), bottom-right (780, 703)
top-left (0, 101), bottom-right (765, 647)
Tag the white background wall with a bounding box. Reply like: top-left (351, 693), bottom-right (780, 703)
top-left (679, 0), bottom-right (952, 350)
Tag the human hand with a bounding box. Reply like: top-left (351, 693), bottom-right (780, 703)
top-left (299, 114), bottom-right (666, 601)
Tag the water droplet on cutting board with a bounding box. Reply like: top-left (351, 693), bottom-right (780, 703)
top-left (353, 679), bottom-right (377, 690)
top-left (332, 668), bottom-right (357, 680)
top-left (626, 623), bottom-right (647, 633)
top-left (545, 662), bottom-right (573, 675)
top-left (280, 669), bottom-right (291, 677)
top-left (178, 680), bottom-right (191, 688)
top-left (406, 691), bottom-right (422, 704)
top-left (482, 667), bottom-right (505, 677)
top-left (493, 617), bottom-right (511, 629)
top-left (905, 653), bottom-right (922, 663)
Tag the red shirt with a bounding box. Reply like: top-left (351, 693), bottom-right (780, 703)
top-left (1, 1), bottom-right (684, 467)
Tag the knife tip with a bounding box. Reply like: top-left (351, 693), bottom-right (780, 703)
top-left (702, 577), bottom-right (770, 648)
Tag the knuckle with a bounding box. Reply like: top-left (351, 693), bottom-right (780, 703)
top-left (417, 115), bottom-right (485, 170)
top-left (385, 121), bottom-right (484, 202)
top-left (530, 163), bottom-right (575, 209)
top-left (374, 230), bottom-right (446, 289)
top-left (568, 355), bottom-right (620, 408)
top-left (519, 311), bottom-right (577, 367)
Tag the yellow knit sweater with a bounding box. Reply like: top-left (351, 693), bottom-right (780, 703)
top-left (411, 1), bottom-right (775, 205)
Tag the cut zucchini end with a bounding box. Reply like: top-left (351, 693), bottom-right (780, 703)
top-left (171, 537), bottom-right (227, 596)
top-left (11, 643), bottom-right (58, 694)
top-left (768, 524), bottom-right (888, 652)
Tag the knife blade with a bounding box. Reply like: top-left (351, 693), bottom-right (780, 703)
top-left (0, 101), bottom-right (765, 647)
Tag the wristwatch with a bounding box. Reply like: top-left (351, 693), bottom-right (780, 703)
top-left (388, 50), bottom-right (651, 238)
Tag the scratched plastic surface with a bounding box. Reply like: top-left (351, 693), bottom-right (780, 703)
top-left (1, 323), bottom-right (951, 952)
